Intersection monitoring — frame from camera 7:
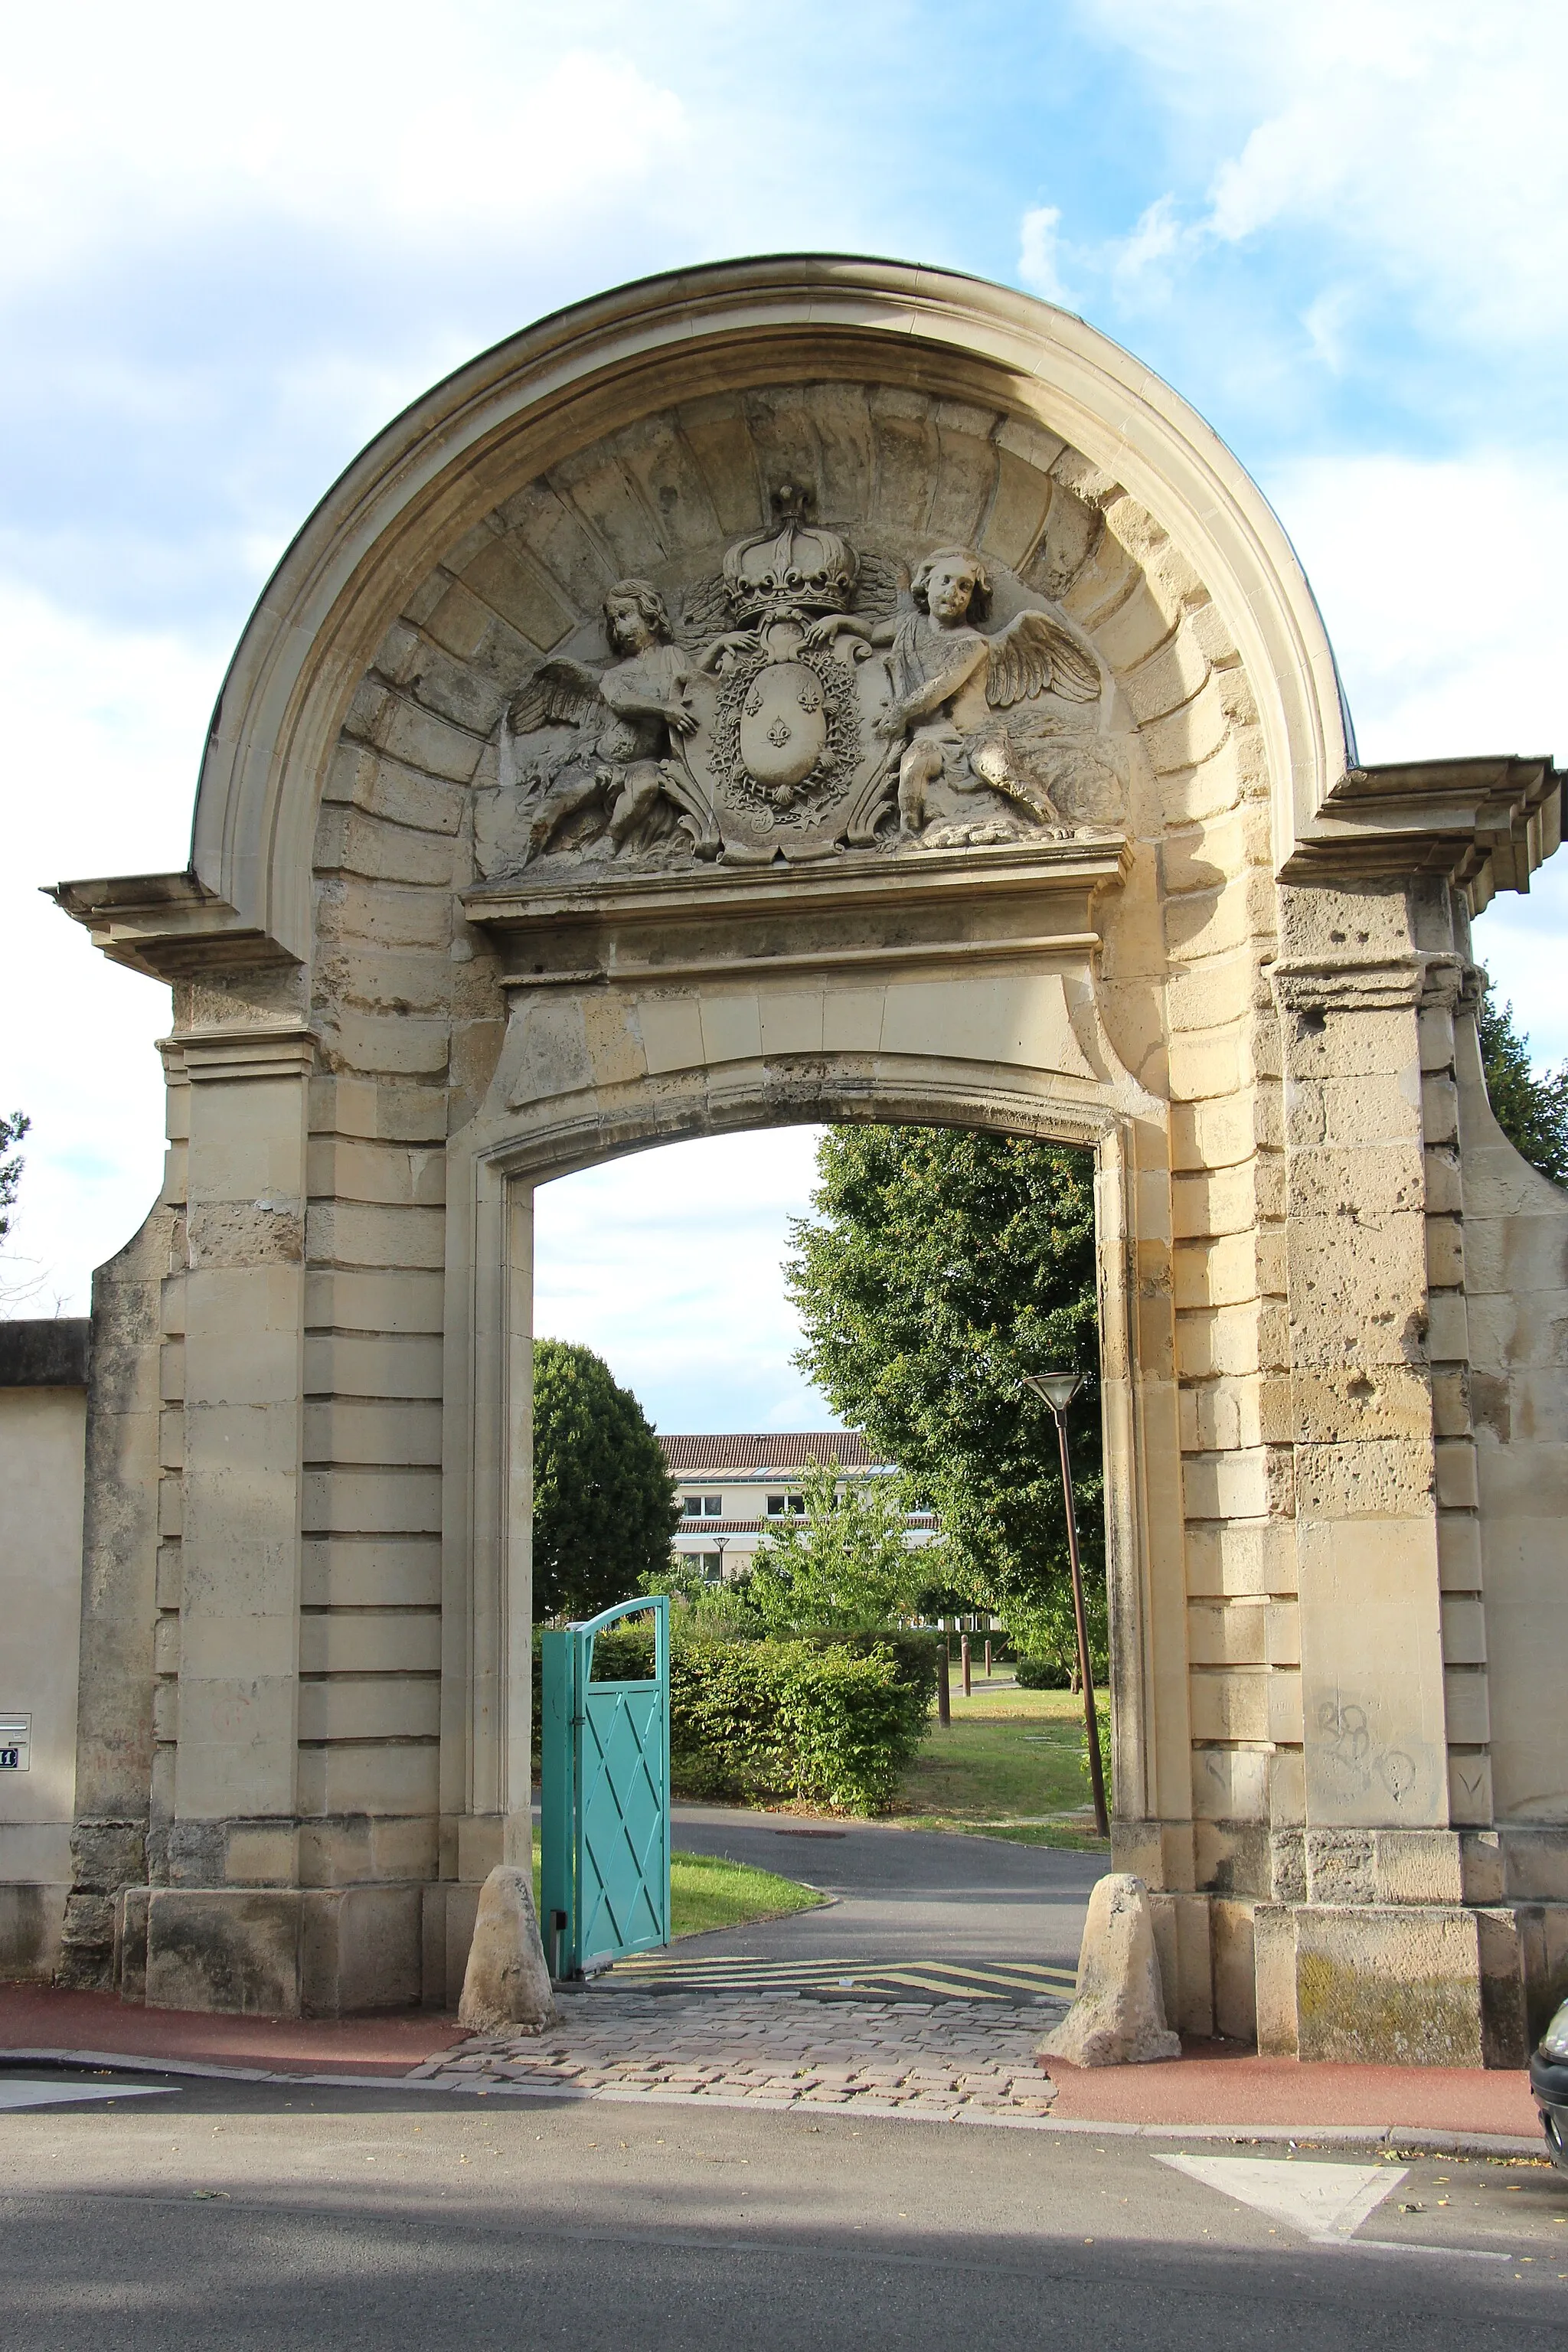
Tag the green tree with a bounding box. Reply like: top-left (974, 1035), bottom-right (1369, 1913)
top-left (531, 1339), bottom-right (680, 1622)
top-left (0, 1110), bottom-right (28, 1245)
top-left (1478, 987), bottom-right (1568, 1184)
top-left (785, 1126), bottom-right (1102, 1651)
top-left (746, 1459), bottom-right (923, 1635)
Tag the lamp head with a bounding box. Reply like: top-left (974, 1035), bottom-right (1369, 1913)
top-left (1021, 1370), bottom-right (1083, 1414)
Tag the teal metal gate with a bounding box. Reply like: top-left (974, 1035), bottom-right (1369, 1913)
top-left (539, 1596), bottom-right (671, 1980)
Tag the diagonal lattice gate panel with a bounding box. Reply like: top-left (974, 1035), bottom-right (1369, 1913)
top-left (541, 1596), bottom-right (671, 1978)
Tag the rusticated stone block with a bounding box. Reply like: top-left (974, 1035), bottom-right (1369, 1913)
top-left (1293, 1903), bottom-right (1484, 2066)
top-left (301, 1885), bottom-right (423, 2015)
top-left (145, 1889), bottom-right (303, 2015)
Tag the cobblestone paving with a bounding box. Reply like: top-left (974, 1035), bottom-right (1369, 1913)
top-left (417, 1989), bottom-right (1070, 2126)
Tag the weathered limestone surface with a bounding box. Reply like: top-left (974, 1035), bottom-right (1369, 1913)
top-left (30, 257), bottom-right (1566, 2057)
top-left (457, 1864), bottom-right (558, 2034)
top-left (51, 1219), bottom-right (173, 1990)
top-left (1039, 1873), bottom-right (1181, 2066)
top-left (0, 1325), bottom-right (90, 1979)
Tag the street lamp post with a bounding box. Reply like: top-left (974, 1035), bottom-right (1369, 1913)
top-left (1021, 1370), bottom-right (1110, 1841)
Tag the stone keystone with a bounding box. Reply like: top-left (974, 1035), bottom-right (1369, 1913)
top-left (1037, 1873), bottom-right (1181, 2068)
top-left (458, 1866), bottom-right (559, 2034)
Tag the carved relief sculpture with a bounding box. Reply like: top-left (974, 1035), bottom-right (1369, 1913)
top-left (492, 487), bottom-right (1119, 877)
top-left (811, 544), bottom-right (1103, 848)
top-left (498, 579), bottom-right (705, 864)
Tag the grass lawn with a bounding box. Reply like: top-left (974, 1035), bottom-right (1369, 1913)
top-left (529, 1834), bottom-right (825, 1939)
top-left (890, 1679), bottom-right (1112, 1851)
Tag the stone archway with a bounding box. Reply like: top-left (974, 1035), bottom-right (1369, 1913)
top-left (47, 258), bottom-right (1566, 2061)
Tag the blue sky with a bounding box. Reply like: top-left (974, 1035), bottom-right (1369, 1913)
top-left (3, 1), bottom-right (1565, 1426)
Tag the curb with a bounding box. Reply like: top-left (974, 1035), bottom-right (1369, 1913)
top-left (1, 2044), bottom-right (1547, 2158)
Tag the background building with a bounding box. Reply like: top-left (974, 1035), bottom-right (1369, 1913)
top-left (662, 1432), bottom-right (936, 1582)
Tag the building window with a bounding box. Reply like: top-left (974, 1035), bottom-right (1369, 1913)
top-left (767, 1492), bottom-right (805, 1516)
top-left (685, 1494), bottom-right (722, 1517)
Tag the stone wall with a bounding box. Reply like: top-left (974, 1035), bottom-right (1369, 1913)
top-left (0, 1320), bottom-right (89, 1979)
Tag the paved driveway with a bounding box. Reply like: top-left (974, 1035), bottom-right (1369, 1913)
top-left (667, 1804), bottom-right (1101, 1971)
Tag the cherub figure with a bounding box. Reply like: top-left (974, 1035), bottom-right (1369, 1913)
top-left (809, 547), bottom-right (1100, 835)
top-left (505, 579), bottom-right (696, 863)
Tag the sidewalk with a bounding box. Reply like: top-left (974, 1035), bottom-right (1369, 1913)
top-left (0, 1982), bottom-right (468, 2077)
top-left (1040, 2039), bottom-right (1541, 2142)
top-left (0, 1980), bottom-right (1544, 2152)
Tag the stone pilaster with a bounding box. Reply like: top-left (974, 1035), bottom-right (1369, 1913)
top-left (145, 1024), bottom-right (314, 2011)
top-left (1258, 886), bottom-right (1486, 2061)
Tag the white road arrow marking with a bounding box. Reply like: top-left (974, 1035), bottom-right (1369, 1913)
top-left (0, 2077), bottom-right (172, 2109)
top-left (1155, 2154), bottom-right (1406, 2243)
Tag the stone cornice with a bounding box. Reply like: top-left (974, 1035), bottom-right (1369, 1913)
top-left (1269, 954), bottom-right (1426, 1015)
top-left (463, 832), bottom-right (1129, 923)
top-left (1279, 756), bottom-right (1562, 912)
top-left (462, 835), bottom-right (1128, 990)
top-left (1269, 949), bottom-right (1489, 1018)
top-left (46, 869), bottom-right (298, 981)
top-left (159, 1025), bottom-right (316, 1084)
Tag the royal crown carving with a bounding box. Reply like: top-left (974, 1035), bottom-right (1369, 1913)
top-left (479, 486), bottom-right (1126, 880)
top-left (720, 481), bottom-right (860, 626)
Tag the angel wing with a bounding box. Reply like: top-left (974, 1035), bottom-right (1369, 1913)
top-left (676, 572), bottom-right (734, 648)
top-left (849, 552), bottom-right (906, 626)
top-left (985, 608), bottom-right (1102, 710)
top-left (506, 655), bottom-right (605, 737)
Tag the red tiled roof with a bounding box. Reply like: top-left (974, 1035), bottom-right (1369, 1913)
top-left (661, 1430), bottom-right (877, 1471)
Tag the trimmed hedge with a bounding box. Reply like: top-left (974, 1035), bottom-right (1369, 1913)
top-left (1013, 1651), bottom-right (1072, 1690)
top-left (531, 1623), bottom-right (935, 1815)
top-left (669, 1640), bottom-right (928, 1815)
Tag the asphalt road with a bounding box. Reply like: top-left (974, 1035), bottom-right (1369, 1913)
top-left (2, 2072), bottom-right (1563, 2347)
top-left (668, 1804), bottom-right (1101, 1968)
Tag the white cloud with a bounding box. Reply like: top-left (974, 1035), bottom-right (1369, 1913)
top-left (1267, 446), bottom-right (1568, 1057)
top-left (1089, 0), bottom-right (1568, 349)
top-left (0, 18), bottom-right (691, 290)
top-left (1110, 193), bottom-right (1186, 293)
top-left (1301, 286), bottom-right (1354, 375)
top-left (0, 581), bottom-right (224, 1311)
top-left (1018, 206), bottom-right (1071, 305)
top-left (533, 1130), bottom-right (835, 1432)
top-left (1266, 449), bottom-right (1568, 764)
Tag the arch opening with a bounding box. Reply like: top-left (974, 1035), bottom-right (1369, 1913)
top-left (521, 1112), bottom-right (1117, 1978)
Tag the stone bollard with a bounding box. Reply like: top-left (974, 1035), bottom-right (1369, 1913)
top-left (1037, 1873), bottom-right (1181, 2067)
top-left (457, 1865), bottom-right (560, 2034)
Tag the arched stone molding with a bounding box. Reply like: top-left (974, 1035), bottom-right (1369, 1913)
top-left (182, 256), bottom-right (1352, 965)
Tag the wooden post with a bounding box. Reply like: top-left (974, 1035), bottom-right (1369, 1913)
top-left (984, 1637), bottom-right (991, 1679)
top-left (937, 1638), bottom-right (951, 1728)
top-left (961, 1633), bottom-right (972, 1698)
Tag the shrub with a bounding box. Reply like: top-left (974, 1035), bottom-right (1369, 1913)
top-left (540, 1619), bottom-right (1122, 1814)
top-left (1012, 1651), bottom-right (1071, 1690)
top-left (670, 1639), bottom-right (927, 1815)
top-left (532, 1623), bottom-right (936, 1815)
top-left (804, 1627), bottom-right (941, 1713)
